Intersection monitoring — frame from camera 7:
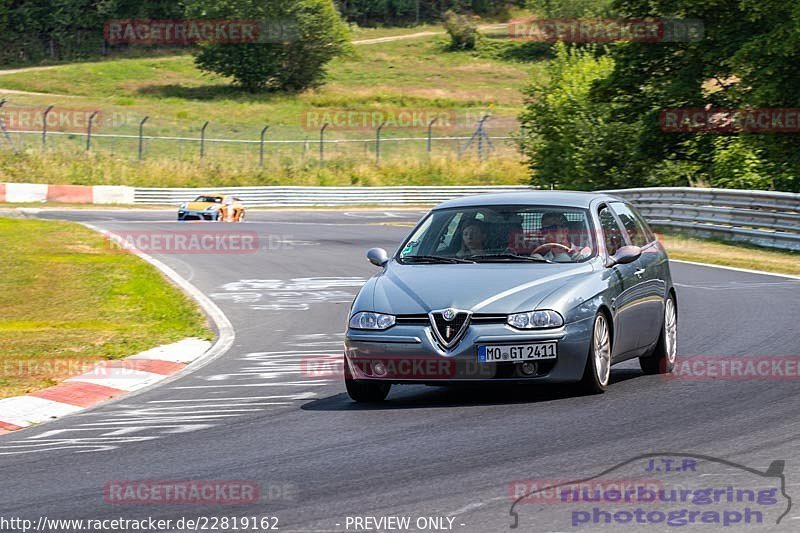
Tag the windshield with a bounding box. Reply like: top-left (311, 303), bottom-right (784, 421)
top-left (195, 196), bottom-right (222, 203)
top-left (398, 205), bottom-right (595, 264)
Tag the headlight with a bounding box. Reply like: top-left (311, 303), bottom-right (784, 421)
top-left (507, 310), bottom-right (564, 329)
top-left (179, 203), bottom-right (187, 209)
top-left (349, 312), bottom-right (396, 330)
top-left (206, 205), bottom-right (219, 211)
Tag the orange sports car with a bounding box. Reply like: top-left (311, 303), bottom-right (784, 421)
top-left (177, 194), bottom-right (246, 222)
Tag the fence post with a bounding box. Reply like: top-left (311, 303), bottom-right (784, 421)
top-left (86, 111), bottom-right (99, 151)
top-left (42, 105), bottom-right (54, 147)
top-left (200, 121), bottom-right (209, 159)
top-left (138, 116), bottom-right (149, 161)
top-left (376, 120), bottom-right (387, 165)
top-left (319, 122), bottom-right (329, 167)
top-left (458, 114), bottom-right (490, 160)
top-left (427, 117), bottom-right (438, 154)
top-left (259, 125), bottom-right (269, 167)
top-left (0, 99), bottom-right (17, 152)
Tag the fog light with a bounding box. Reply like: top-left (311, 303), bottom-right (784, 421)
top-left (519, 362), bottom-right (537, 376)
top-left (372, 361), bottom-right (387, 377)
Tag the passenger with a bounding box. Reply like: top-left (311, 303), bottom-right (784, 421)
top-left (456, 220), bottom-right (488, 258)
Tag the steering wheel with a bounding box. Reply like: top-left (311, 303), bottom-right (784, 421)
top-left (531, 242), bottom-right (572, 256)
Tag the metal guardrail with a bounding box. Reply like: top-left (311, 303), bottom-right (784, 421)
top-left (133, 185), bottom-right (800, 251)
top-left (134, 186), bottom-right (535, 207)
top-left (605, 187), bottom-right (800, 251)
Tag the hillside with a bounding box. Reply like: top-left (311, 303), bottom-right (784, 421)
top-left (0, 26), bottom-right (544, 187)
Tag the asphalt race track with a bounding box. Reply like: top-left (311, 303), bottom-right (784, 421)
top-left (1, 209), bottom-right (799, 532)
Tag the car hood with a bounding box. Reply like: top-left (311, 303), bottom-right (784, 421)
top-left (185, 202), bottom-right (219, 211)
top-left (371, 261), bottom-right (595, 315)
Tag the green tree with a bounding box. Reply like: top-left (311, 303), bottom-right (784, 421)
top-left (520, 0), bottom-right (800, 192)
top-left (190, 0), bottom-right (350, 92)
top-left (335, 1), bottom-right (525, 26)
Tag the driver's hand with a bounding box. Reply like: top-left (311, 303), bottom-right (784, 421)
top-left (573, 246), bottom-right (592, 260)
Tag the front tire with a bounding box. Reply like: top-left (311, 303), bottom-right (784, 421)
top-left (640, 295), bottom-right (677, 374)
top-left (579, 313), bottom-right (612, 394)
top-left (344, 358), bottom-right (390, 402)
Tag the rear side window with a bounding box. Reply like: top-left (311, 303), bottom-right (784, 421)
top-left (610, 202), bottom-right (652, 247)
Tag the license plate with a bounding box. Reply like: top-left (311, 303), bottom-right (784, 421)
top-left (478, 343), bottom-right (557, 363)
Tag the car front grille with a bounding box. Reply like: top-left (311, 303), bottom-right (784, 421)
top-left (395, 314), bottom-right (506, 325)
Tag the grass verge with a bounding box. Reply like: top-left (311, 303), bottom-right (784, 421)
top-left (0, 151), bottom-right (529, 187)
top-left (659, 232), bottom-right (800, 277)
top-left (0, 217), bottom-right (211, 399)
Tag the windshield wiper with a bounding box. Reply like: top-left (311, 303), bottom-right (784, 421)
top-left (401, 255), bottom-right (475, 264)
top-left (467, 253), bottom-right (553, 264)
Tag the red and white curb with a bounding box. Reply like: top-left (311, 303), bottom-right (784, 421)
top-left (0, 338), bottom-right (212, 433)
top-left (0, 182), bottom-right (133, 204)
top-left (0, 222), bottom-right (236, 435)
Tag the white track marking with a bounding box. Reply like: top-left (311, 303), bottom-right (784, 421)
top-left (147, 393), bottom-right (317, 403)
top-left (674, 280), bottom-right (799, 291)
top-left (212, 277), bottom-right (367, 311)
top-left (0, 346), bottom-right (337, 455)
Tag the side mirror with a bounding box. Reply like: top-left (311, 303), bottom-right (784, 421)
top-left (367, 248), bottom-right (389, 267)
top-left (607, 245), bottom-right (642, 267)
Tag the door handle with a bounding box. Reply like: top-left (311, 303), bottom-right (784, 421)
top-left (634, 268), bottom-right (646, 278)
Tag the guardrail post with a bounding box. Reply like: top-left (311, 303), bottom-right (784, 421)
top-left (259, 125), bottom-right (269, 167)
top-left (319, 122), bottom-right (329, 167)
top-left (86, 111), bottom-right (99, 151)
top-left (427, 117), bottom-right (438, 154)
top-left (138, 116), bottom-right (149, 161)
top-left (376, 121), bottom-right (387, 165)
top-left (200, 121), bottom-right (209, 159)
top-left (42, 105), bottom-right (54, 147)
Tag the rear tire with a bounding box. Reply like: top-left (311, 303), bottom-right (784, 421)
top-left (344, 358), bottom-right (390, 402)
top-left (640, 295), bottom-right (677, 375)
top-left (579, 313), bottom-right (611, 394)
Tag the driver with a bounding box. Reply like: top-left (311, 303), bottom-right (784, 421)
top-left (535, 212), bottom-right (591, 262)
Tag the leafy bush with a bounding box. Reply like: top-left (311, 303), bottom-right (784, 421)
top-left (442, 10), bottom-right (479, 50)
top-left (520, 44), bottom-right (619, 189)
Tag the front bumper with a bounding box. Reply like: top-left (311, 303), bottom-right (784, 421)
top-left (178, 210), bottom-right (219, 221)
top-left (344, 318), bottom-right (593, 384)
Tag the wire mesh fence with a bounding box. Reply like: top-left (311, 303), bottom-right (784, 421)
top-left (0, 99), bottom-right (522, 167)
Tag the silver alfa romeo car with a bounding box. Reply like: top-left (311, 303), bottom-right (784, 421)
top-left (344, 192), bottom-right (678, 402)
